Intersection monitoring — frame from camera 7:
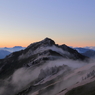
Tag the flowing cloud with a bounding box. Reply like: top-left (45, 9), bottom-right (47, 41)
top-left (0, 58), bottom-right (94, 95)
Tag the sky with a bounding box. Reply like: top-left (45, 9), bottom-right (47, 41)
top-left (0, 0), bottom-right (95, 47)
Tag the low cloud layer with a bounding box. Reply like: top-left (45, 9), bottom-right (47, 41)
top-left (0, 58), bottom-right (94, 95)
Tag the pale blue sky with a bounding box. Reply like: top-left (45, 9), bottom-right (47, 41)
top-left (0, 0), bottom-right (95, 47)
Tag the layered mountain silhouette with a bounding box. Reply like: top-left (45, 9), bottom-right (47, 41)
top-left (75, 47), bottom-right (95, 58)
top-left (0, 46), bottom-right (25, 59)
top-left (0, 50), bottom-right (11, 59)
top-left (82, 50), bottom-right (95, 58)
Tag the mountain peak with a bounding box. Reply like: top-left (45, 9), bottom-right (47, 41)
top-left (41, 37), bottom-right (55, 46)
top-left (43, 37), bottom-right (53, 41)
top-left (24, 38), bottom-right (55, 54)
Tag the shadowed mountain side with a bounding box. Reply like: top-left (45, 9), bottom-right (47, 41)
top-left (0, 38), bottom-right (88, 79)
top-left (61, 44), bottom-right (87, 60)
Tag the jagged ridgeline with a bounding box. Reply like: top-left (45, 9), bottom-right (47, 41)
top-left (0, 38), bottom-right (89, 95)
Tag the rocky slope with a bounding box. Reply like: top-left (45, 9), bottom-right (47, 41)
top-left (0, 38), bottom-right (89, 95)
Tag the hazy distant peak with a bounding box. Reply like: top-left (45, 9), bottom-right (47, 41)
top-left (84, 46), bottom-right (95, 50)
top-left (4, 47), bottom-right (9, 49)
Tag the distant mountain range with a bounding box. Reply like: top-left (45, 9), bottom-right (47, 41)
top-left (74, 47), bottom-right (95, 58)
top-left (82, 50), bottom-right (95, 58)
top-left (0, 46), bottom-right (25, 59)
top-left (0, 44), bottom-right (95, 59)
top-left (0, 50), bottom-right (10, 59)
top-left (84, 46), bottom-right (95, 50)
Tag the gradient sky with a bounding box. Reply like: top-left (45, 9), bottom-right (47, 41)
top-left (0, 0), bottom-right (95, 47)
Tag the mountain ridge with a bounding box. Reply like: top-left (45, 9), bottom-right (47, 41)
top-left (0, 38), bottom-right (90, 95)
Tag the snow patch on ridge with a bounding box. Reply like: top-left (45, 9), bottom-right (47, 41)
top-left (19, 45), bottom-right (70, 59)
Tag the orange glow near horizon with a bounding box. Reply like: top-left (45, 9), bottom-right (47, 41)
top-left (59, 42), bottom-right (95, 47)
top-left (0, 42), bottom-right (30, 48)
top-left (0, 0), bottom-right (95, 48)
top-left (0, 40), bottom-right (94, 48)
